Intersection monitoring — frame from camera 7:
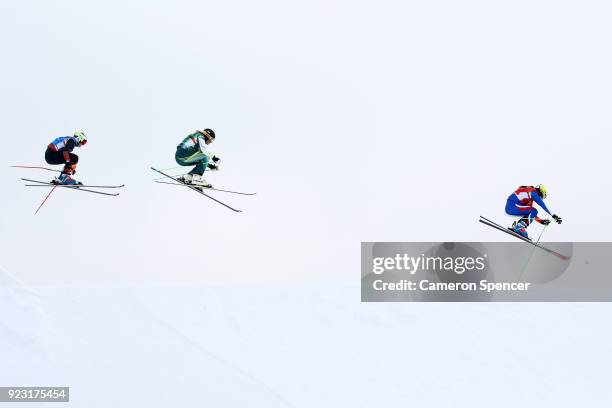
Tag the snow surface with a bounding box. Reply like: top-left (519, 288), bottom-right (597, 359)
top-left (2, 282), bottom-right (611, 407)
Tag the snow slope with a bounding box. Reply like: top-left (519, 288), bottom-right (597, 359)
top-left (2, 282), bottom-right (611, 407)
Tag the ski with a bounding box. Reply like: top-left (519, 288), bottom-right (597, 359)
top-left (22, 178), bottom-right (125, 189)
top-left (41, 185), bottom-right (119, 196)
top-left (479, 216), bottom-right (570, 261)
top-left (21, 179), bottom-right (119, 196)
top-left (32, 183), bottom-right (118, 214)
top-left (154, 180), bottom-right (256, 196)
top-left (34, 186), bottom-right (119, 196)
top-left (151, 167), bottom-right (242, 213)
top-left (479, 216), bottom-right (534, 243)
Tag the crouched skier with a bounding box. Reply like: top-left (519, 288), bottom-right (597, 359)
top-left (505, 184), bottom-right (562, 239)
top-left (175, 129), bottom-right (220, 190)
top-left (45, 131), bottom-right (88, 185)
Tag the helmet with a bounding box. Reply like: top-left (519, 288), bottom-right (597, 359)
top-left (199, 128), bottom-right (215, 140)
top-left (536, 184), bottom-right (547, 199)
top-left (74, 131), bottom-right (87, 145)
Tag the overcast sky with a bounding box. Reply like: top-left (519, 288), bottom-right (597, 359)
top-left (1, 0), bottom-right (611, 284)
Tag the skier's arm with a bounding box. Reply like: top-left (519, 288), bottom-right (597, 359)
top-left (532, 192), bottom-right (552, 215)
top-left (62, 139), bottom-right (77, 162)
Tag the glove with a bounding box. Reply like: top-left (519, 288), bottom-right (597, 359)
top-left (207, 163), bottom-right (219, 171)
top-left (212, 155), bottom-right (220, 163)
top-left (539, 218), bottom-right (551, 226)
top-left (552, 214), bottom-right (562, 224)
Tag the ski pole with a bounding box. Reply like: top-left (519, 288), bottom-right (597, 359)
top-left (518, 224), bottom-right (548, 282)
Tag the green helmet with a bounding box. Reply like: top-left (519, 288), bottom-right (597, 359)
top-left (74, 131), bottom-right (87, 145)
top-left (536, 184), bottom-right (547, 199)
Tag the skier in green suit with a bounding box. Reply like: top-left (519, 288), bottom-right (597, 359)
top-left (175, 129), bottom-right (220, 189)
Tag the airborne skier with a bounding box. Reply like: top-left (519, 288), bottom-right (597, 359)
top-left (152, 127), bottom-right (254, 212)
top-left (175, 129), bottom-right (220, 190)
top-left (505, 185), bottom-right (562, 239)
top-left (45, 131), bottom-right (88, 185)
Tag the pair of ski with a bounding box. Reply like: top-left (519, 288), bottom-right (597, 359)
top-left (18, 175), bottom-right (123, 215)
top-left (12, 166), bottom-right (124, 197)
top-left (22, 178), bottom-right (124, 196)
top-left (479, 216), bottom-right (570, 261)
top-left (151, 167), bottom-right (255, 213)
top-left (13, 165), bottom-right (124, 213)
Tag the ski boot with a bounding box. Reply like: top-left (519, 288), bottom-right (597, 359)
top-left (510, 220), bottom-right (530, 240)
top-left (177, 174), bottom-right (212, 190)
top-left (176, 174), bottom-right (193, 184)
top-left (191, 174), bottom-right (212, 190)
top-left (52, 173), bottom-right (82, 186)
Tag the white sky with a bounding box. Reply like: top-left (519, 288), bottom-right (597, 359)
top-left (1, 0), bottom-right (611, 284)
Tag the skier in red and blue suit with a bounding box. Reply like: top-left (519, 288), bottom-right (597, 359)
top-left (45, 131), bottom-right (88, 185)
top-left (505, 185), bottom-right (562, 239)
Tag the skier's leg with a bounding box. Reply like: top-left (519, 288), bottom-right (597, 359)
top-left (187, 156), bottom-right (211, 188)
top-left (518, 215), bottom-right (530, 227)
top-left (525, 208), bottom-right (539, 224)
top-left (190, 157), bottom-right (208, 176)
top-left (56, 153), bottom-right (79, 184)
top-left (44, 148), bottom-right (64, 165)
top-left (505, 200), bottom-right (536, 217)
top-left (175, 147), bottom-right (195, 182)
top-left (505, 200), bottom-right (536, 238)
top-left (62, 153), bottom-right (79, 175)
top-left (178, 150), bottom-right (208, 175)
top-left (175, 148), bottom-right (210, 186)
top-left (45, 149), bottom-right (80, 184)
